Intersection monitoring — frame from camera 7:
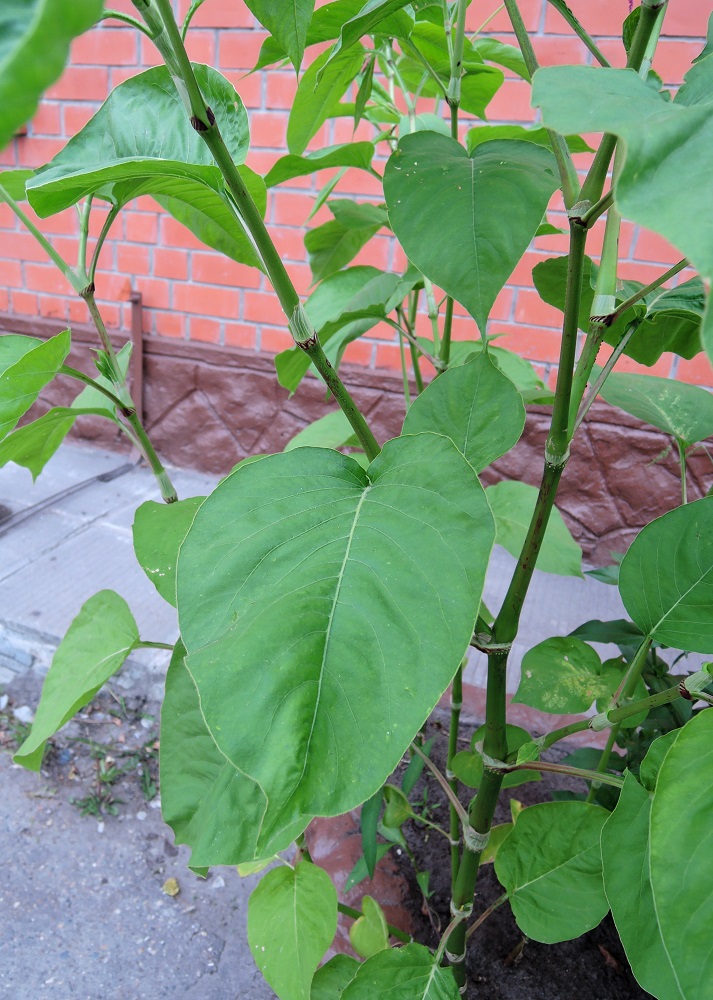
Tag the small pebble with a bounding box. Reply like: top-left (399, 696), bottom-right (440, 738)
top-left (97, 822), bottom-right (105, 834)
top-left (210, 875), bottom-right (225, 890)
top-left (140, 718), bottom-right (154, 730)
top-left (0, 694), bottom-right (8, 711)
top-left (13, 705), bottom-right (35, 725)
top-left (136, 811), bottom-right (147, 821)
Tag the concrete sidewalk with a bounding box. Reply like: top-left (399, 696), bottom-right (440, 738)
top-left (0, 441), bottom-right (634, 1000)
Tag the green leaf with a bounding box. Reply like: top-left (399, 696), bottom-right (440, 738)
top-left (0, 329), bottom-right (70, 441)
top-left (160, 643), bottom-right (310, 868)
top-left (512, 637), bottom-right (622, 715)
top-left (471, 37), bottom-right (529, 80)
top-left (360, 788), bottom-right (382, 879)
top-left (288, 46), bottom-right (365, 156)
top-left (485, 481), bottom-right (583, 577)
top-left (266, 142), bottom-right (375, 188)
top-left (0, 168), bottom-right (34, 201)
top-left (533, 62), bottom-right (713, 364)
top-left (480, 822), bottom-right (514, 865)
top-left (305, 206), bottom-right (382, 282)
top-left (26, 66), bottom-right (260, 268)
top-left (596, 369), bottom-right (713, 447)
top-left (619, 498), bottom-right (713, 652)
top-left (465, 124), bottom-right (590, 155)
top-left (244, 0), bottom-right (315, 71)
top-left (650, 709), bottom-right (713, 998)
top-left (354, 56), bottom-right (375, 129)
top-left (176, 433), bottom-right (494, 838)
top-left (382, 784), bottom-right (413, 828)
top-left (345, 842), bottom-right (391, 892)
top-left (70, 341), bottom-right (132, 415)
top-left (384, 134), bottom-right (559, 334)
top-left (0, 405), bottom-right (110, 479)
top-left (453, 724), bottom-right (539, 789)
top-left (401, 736), bottom-right (433, 796)
top-left (0, 0), bottom-right (103, 151)
top-left (402, 353), bottom-right (525, 473)
top-left (569, 618), bottom-right (643, 648)
top-left (284, 411), bottom-right (355, 453)
top-left (14, 591), bottom-right (140, 771)
top-left (340, 942), bottom-right (459, 999)
top-left (132, 498), bottom-right (205, 607)
top-left (248, 861), bottom-right (337, 1000)
top-left (458, 65), bottom-right (505, 119)
top-left (349, 895), bottom-right (389, 959)
top-left (311, 955), bottom-right (359, 1000)
top-left (329, 0), bottom-right (415, 62)
top-left (601, 772), bottom-right (681, 1000)
top-left (494, 801), bottom-right (609, 943)
top-left (431, 339), bottom-right (545, 396)
top-left (639, 730), bottom-right (680, 793)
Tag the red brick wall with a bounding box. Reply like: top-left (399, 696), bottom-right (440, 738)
top-left (1, 0), bottom-right (711, 388)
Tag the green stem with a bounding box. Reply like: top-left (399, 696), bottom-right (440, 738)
top-left (337, 903), bottom-right (411, 944)
top-left (466, 893), bottom-right (507, 940)
top-left (411, 742), bottom-right (471, 828)
top-left (543, 0), bottom-right (612, 67)
top-left (607, 258), bottom-right (688, 324)
top-left (502, 0), bottom-right (579, 207)
top-left (0, 185), bottom-right (84, 294)
top-left (423, 278), bottom-right (441, 354)
top-left (513, 758), bottom-right (623, 789)
top-left (580, 189), bottom-right (614, 228)
top-left (447, 664), bottom-right (464, 886)
top-left (398, 330), bottom-right (411, 411)
top-left (59, 365), bottom-right (130, 413)
top-left (88, 204), bottom-right (121, 286)
top-left (446, 0), bottom-right (468, 107)
top-left (77, 197), bottom-right (92, 277)
top-left (471, 5), bottom-right (505, 38)
top-left (436, 912), bottom-right (465, 966)
top-left (547, 222), bottom-right (587, 463)
top-left (137, 640), bottom-right (175, 650)
top-left (385, 318), bottom-right (445, 371)
top-left (573, 321), bottom-right (637, 431)
top-left (405, 292), bottom-right (425, 394)
top-left (181, 0), bottom-right (208, 40)
top-left (134, 0), bottom-right (380, 461)
top-left (678, 440), bottom-right (688, 505)
top-left (400, 39), bottom-right (448, 99)
top-left (101, 8), bottom-right (153, 35)
top-left (584, 727), bottom-right (620, 803)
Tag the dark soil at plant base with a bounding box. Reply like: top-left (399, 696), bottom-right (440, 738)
top-left (398, 714), bottom-right (651, 1000)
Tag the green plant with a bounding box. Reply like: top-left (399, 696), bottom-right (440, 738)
top-left (3, 0), bottom-right (713, 996)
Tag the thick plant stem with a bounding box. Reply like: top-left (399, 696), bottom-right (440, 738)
top-left (133, 0), bottom-right (380, 462)
top-left (447, 664), bottom-right (464, 885)
top-left (502, 0), bottom-right (579, 207)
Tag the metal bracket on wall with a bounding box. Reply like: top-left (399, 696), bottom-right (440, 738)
top-left (129, 290), bottom-right (144, 423)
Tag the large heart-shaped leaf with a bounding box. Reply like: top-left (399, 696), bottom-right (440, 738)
top-left (494, 801), bottom-right (609, 943)
top-left (248, 861), bottom-right (337, 1000)
top-left (650, 709), bottom-right (713, 999)
top-left (14, 591), bottom-right (140, 771)
top-left (340, 943), bottom-right (459, 1000)
top-left (177, 433), bottom-right (494, 838)
top-left (244, 0), bottom-right (315, 71)
top-left (619, 498), bottom-right (713, 653)
top-left (311, 955), bottom-right (359, 999)
top-left (601, 773), bottom-right (682, 999)
top-left (384, 135), bottom-right (559, 334)
top-left (0, 0), bottom-right (103, 151)
top-left (533, 61), bottom-right (713, 364)
top-left (0, 329), bottom-right (70, 440)
top-left (485, 480), bottom-right (583, 577)
top-left (26, 66), bottom-right (260, 267)
top-left (402, 353), bottom-right (525, 473)
top-left (596, 369), bottom-right (713, 447)
top-left (132, 497), bottom-right (205, 607)
top-left (160, 643), bottom-right (311, 867)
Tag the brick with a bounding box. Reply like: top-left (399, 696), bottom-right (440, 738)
top-left (68, 299), bottom-right (90, 324)
top-left (63, 103), bottom-right (99, 136)
top-left (24, 264), bottom-right (71, 295)
top-left (155, 248), bottom-right (189, 280)
top-left (140, 36), bottom-right (165, 68)
top-left (38, 296), bottom-right (68, 320)
top-left (0, 204), bottom-right (16, 229)
top-left (675, 355), bottom-right (713, 389)
top-left (154, 310), bottom-right (185, 339)
top-left (192, 253), bottom-right (262, 288)
top-left (250, 112), bottom-right (288, 150)
top-left (124, 212), bottom-right (159, 244)
top-left (71, 27), bottom-right (138, 66)
top-left (266, 72), bottom-right (298, 110)
top-left (466, 0), bottom-right (541, 32)
top-left (15, 137), bottom-right (65, 168)
top-left (597, 343), bottom-right (673, 379)
top-left (29, 103), bottom-right (62, 136)
top-left (533, 35), bottom-right (588, 67)
top-left (174, 283), bottom-right (240, 319)
top-left (0, 288), bottom-right (9, 312)
top-left (653, 40), bottom-right (703, 86)
top-left (271, 191), bottom-right (317, 226)
top-left (219, 31), bottom-right (269, 71)
top-left (260, 327), bottom-right (293, 353)
top-left (341, 339), bottom-right (373, 366)
top-left (94, 272), bottom-right (133, 301)
top-left (244, 291), bottom-right (288, 326)
top-left (483, 79), bottom-right (536, 123)
top-left (374, 343), bottom-right (404, 371)
top-left (0, 260), bottom-right (23, 288)
top-left (222, 71), bottom-right (262, 110)
top-left (490, 322), bottom-right (562, 364)
top-left (514, 289), bottom-right (563, 328)
top-left (190, 317), bottom-right (222, 343)
top-left (544, 1), bottom-right (626, 36)
top-left (135, 277), bottom-right (170, 309)
top-left (117, 244), bottom-right (152, 276)
top-left (161, 215), bottom-right (209, 252)
top-left (46, 67), bottom-right (109, 101)
top-left (225, 322), bottom-right (257, 349)
top-left (179, 0), bottom-right (255, 28)
top-left (11, 290), bottom-right (39, 315)
top-left (110, 67), bottom-right (142, 87)
top-left (185, 31), bottom-right (217, 65)
top-left (632, 228), bottom-right (685, 266)
top-left (664, 5), bottom-right (712, 37)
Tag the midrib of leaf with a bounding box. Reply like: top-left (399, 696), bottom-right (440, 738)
top-left (647, 540), bottom-right (713, 640)
top-left (293, 484), bottom-right (372, 798)
top-left (510, 839), bottom-right (597, 897)
top-left (647, 803), bottom-right (686, 999)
